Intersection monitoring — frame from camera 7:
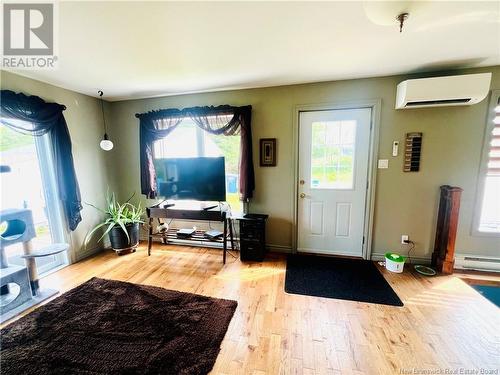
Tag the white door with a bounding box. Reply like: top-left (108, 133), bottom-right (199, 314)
top-left (297, 108), bottom-right (372, 257)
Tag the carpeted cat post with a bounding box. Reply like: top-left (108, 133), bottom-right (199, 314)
top-left (0, 208), bottom-right (37, 323)
top-left (0, 164), bottom-right (70, 323)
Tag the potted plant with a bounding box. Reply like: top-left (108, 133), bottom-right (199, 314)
top-left (85, 193), bottom-right (144, 255)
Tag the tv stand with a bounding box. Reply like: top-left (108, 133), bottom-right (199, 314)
top-left (146, 204), bottom-right (234, 264)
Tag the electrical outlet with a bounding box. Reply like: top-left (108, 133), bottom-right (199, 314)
top-left (401, 235), bottom-right (409, 244)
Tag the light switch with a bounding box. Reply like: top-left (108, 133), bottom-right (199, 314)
top-left (378, 159), bottom-right (389, 169)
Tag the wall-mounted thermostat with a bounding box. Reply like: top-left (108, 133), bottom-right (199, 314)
top-left (392, 141), bottom-right (399, 157)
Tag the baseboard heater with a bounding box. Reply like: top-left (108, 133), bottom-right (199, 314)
top-left (455, 255), bottom-right (500, 272)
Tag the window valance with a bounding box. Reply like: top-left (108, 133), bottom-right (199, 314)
top-left (0, 90), bottom-right (82, 231)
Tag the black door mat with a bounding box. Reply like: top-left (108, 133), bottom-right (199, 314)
top-left (285, 254), bottom-right (404, 306)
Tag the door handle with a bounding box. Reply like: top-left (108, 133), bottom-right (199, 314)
top-left (299, 193), bottom-right (306, 199)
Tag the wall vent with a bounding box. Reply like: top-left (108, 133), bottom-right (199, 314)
top-left (405, 98), bottom-right (472, 107)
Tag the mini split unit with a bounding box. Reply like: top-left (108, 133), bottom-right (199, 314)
top-left (395, 73), bottom-right (491, 109)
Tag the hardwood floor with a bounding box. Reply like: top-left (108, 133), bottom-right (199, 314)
top-left (4, 243), bottom-right (500, 374)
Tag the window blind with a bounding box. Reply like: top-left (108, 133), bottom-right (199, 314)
top-left (488, 100), bottom-right (500, 176)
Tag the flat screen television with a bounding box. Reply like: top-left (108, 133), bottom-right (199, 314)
top-left (154, 157), bottom-right (226, 201)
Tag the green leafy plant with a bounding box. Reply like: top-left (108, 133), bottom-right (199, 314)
top-left (85, 192), bottom-right (144, 247)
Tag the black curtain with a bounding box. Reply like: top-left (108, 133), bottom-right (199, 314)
top-left (0, 90), bottom-right (82, 231)
top-left (136, 105), bottom-right (254, 201)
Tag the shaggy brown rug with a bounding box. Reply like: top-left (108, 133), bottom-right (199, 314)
top-left (0, 277), bottom-right (237, 374)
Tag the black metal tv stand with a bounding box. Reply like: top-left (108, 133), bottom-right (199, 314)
top-left (146, 203), bottom-right (234, 264)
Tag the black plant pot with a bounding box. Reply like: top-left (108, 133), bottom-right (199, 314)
top-left (109, 222), bottom-right (139, 255)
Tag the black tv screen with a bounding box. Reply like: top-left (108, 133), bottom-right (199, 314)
top-left (154, 157), bottom-right (226, 201)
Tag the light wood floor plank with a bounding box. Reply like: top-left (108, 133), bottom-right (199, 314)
top-left (2, 244), bottom-right (499, 374)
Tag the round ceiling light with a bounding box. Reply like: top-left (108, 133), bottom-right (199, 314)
top-left (363, 1), bottom-right (414, 26)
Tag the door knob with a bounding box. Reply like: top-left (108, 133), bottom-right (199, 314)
top-left (299, 193), bottom-right (306, 199)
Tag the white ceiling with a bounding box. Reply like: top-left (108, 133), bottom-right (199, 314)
top-left (6, 1), bottom-right (500, 101)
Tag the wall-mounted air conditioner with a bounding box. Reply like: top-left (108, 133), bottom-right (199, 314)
top-left (395, 73), bottom-right (491, 109)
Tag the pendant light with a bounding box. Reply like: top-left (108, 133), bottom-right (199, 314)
top-left (98, 90), bottom-right (113, 151)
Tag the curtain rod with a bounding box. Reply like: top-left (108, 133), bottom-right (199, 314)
top-left (1, 89), bottom-right (67, 111)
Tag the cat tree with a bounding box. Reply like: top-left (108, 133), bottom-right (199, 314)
top-left (0, 208), bottom-right (68, 323)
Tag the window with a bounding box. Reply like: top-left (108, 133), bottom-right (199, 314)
top-left (153, 118), bottom-right (242, 212)
top-left (310, 120), bottom-right (356, 189)
top-left (477, 93), bottom-right (500, 233)
top-left (0, 122), bottom-right (68, 274)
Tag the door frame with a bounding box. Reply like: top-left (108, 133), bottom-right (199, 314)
top-left (291, 99), bottom-right (381, 259)
top-left (34, 133), bottom-right (69, 274)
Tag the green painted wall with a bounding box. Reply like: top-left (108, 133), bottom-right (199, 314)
top-left (107, 66), bottom-right (500, 259)
top-left (2, 67), bottom-right (498, 261)
top-left (0, 70), bottom-right (115, 261)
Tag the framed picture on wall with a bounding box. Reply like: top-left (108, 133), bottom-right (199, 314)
top-left (260, 138), bottom-right (277, 166)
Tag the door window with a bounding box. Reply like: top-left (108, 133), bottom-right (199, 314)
top-left (310, 120), bottom-right (356, 189)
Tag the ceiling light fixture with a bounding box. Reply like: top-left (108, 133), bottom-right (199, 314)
top-left (98, 90), bottom-right (113, 151)
top-left (396, 12), bottom-right (409, 33)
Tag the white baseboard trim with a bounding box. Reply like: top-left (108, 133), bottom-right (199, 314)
top-left (370, 252), bottom-right (431, 265)
top-left (455, 254), bottom-right (500, 272)
top-left (73, 241), bottom-right (500, 273)
top-left (75, 245), bottom-right (103, 262)
top-left (267, 244), bottom-right (292, 253)
top-left (372, 252), bottom-right (500, 272)
top-left (142, 234), bottom-right (292, 254)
